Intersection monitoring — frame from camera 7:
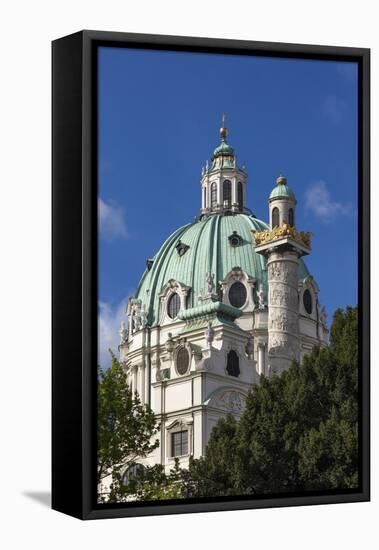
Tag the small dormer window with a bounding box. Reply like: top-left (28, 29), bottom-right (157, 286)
top-left (228, 231), bottom-right (242, 247)
top-left (146, 258), bottom-right (154, 270)
top-left (176, 240), bottom-right (189, 257)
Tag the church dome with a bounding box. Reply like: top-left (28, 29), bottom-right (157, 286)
top-left (212, 140), bottom-right (235, 158)
top-left (269, 175), bottom-right (296, 201)
top-left (135, 213), bottom-right (310, 327)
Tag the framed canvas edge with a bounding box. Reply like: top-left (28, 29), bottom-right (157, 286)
top-left (52, 30), bottom-right (371, 520)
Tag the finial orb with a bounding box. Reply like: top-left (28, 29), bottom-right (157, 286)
top-left (276, 174), bottom-right (287, 185)
top-left (220, 126), bottom-right (228, 140)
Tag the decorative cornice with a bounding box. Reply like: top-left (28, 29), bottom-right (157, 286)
top-left (254, 224), bottom-right (312, 249)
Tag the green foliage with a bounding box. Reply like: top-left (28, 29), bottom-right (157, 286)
top-left (110, 460), bottom-right (183, 502)
top-left (183, 306), bottom-right (359, 497)
top-left (97, 353), bottom-right (160, 501)
top-left (180, 415), bottom-right (239, 498)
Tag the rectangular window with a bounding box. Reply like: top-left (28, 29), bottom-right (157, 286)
top-left (171, 430), bottom-right (188, 457)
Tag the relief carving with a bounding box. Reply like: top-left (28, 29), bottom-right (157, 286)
top-left (214, 391), bottom-right (246, 413)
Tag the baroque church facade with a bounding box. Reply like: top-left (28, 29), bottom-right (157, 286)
top-left (118, 122), bottom-right (328, 475)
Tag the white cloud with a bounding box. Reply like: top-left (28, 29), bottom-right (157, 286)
top-left (98, 197), bottom-right (128, 241)
top-left (98, 297), bottom-right (129, 368)
top-left (304, 181), bottom-right (351, 223)
top-left (322, 95), bottom-right (347, 124)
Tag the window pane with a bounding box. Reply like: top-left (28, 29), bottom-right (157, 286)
top-left (181, 431), bottom-right (188, 454)
top-left (223, 180), bottom-right (231, 207)
top-left (168, 292), bottom-right (180, 319)
top-left (211, 182), bottom-right (217, 207)
top-left (229, 281), bottom-right (247, 308)
top-left (171, 430), bottom-right (188, 456)
top-left (272, 207), bottom-right (279, 228)
top-left (176, 347), bottom-right (190, 375)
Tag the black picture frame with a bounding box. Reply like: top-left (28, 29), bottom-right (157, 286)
top-left (52, 30), bottom-right (370, 520)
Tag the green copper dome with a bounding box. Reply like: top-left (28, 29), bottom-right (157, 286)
top-left (213, 140), bottom-right (235, 157)
top-left (134, 213), bottom-right (310, 327)
top-left (269, 175), bottom-right (296, 201)
top-left (269, 183), bottom-right (296, 201)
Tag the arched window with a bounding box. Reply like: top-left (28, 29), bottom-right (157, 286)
top-left (303, 289), bottom-right (313, 315)
top-left (211, 182), bottom-right (217, 208)
top-left (228, 281), bottom-right (247, 308)
top-left (203, 187), bottom-right (206, 208)
top-left (122, 463), bottom-right (145, 486)
top-left (237, 182), bottom-right (243, 210)
top-left (223, 180), bottom-right (231, 208)
top-left (226, 350), bottom-right (240, 377)
top-left (288, 208), bottom-right (294, 227)
top-left (272, 207), bottom-right (279, 228)
top-left (167, 292), bottom-right (181, 319)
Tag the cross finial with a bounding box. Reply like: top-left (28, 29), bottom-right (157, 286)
top-left (221, 113), bottom-right (226, 127)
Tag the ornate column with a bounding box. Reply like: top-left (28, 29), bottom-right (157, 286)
top-left (255, 225), bottom-right (311, 375)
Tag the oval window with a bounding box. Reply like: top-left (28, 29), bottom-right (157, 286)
top-left (303, 289), bottom-right (313, 314)
top-left (176, 347), bottom-right (190, 375)
top-left (167, 292), bottom-right (181, 319)
top-left (229, 281), bottom-right (247, 308)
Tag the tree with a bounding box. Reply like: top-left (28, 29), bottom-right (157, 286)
top-left (97, 353), bottom-right (160, 502)
top-left (181, 415), bottom-right (239, 498)
top-left (181, 306), bottom-right (358, 496)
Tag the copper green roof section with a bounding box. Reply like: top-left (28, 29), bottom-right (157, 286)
top-left (269, 183), bottom-right (296, 201)
top-left (178, 301), bottom-right (242, 321)
top-left (135, 213), bottom-right (310, 327)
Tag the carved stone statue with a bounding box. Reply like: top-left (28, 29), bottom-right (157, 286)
top-left (140, 304), bottom-right (147, 328)
top-left (165, 332), bottom-right (174, 354)
top-left (119, 321), bottom-right (128, 345)
top-left (245, 336), bottom-right (254, 358)
top-left (257, 283), bottom-right (265, 309)
top-left (204, 322), bottom-right (214, 345)
top-left (206, 272), bottom-right (215, 294)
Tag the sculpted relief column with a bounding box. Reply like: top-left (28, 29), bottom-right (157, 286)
top-left (255, 223), bottom-right (311, 375)
top-left (266, 249), bottom-right (301, 374)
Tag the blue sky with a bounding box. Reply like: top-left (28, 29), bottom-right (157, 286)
top-left (98, 46), bottom-right (358, 367)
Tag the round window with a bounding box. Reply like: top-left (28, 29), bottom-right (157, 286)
top-left (229, 281), bottom-right (247, 308)
top-left (303, 289), bottom-right (313, 315)
top-left (167, 293), bottom-right (181, 319)
top-left (176, 347), bottom-right (190, 375)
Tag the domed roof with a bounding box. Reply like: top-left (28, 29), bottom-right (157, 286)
top-left (213, 140), bottom-right (235, 158)
top-left (269, 175), bottom-right (296, 201)
top-left (135, 213), bottom-right (310, 327)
